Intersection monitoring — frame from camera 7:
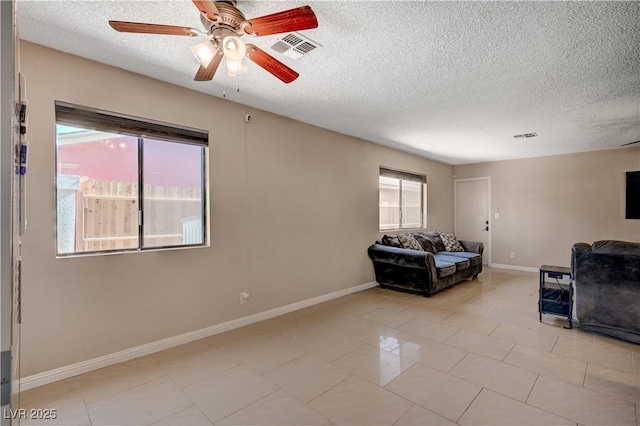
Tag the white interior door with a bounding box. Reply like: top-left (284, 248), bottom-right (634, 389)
top-left (455, 178), bottom-right (490, 265)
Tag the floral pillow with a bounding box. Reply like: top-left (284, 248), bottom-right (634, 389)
top-left (413, 233), bottom-right (437, 254)
top-left (381, 234), bottom-right (403, 248)
top-left (397, 233), bottom-right (423, 251)
top-left (439, 232), bottom-right (464, 252)
top-left (422, 231), bottom-right (446, 252)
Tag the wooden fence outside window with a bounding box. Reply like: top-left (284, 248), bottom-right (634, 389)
top-left (75, 177), bottom-right (202, 252)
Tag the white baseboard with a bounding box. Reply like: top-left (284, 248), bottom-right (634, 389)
top-left (20, 281), bottom-right (378, 391)
top-left (489, 263), bottom-right (540, 273)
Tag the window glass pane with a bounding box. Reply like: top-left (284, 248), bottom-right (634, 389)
top-left (142, 138), bottom-right (204, 248)
top-left (401, 180), bottom-right (422, 229)
top-left (56, 125), bottom-right (139, 254)
top-left (379, 176), bottom-right (400, 230)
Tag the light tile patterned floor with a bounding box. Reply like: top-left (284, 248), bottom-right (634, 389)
top-left (18, 268), bottom-right (640, 425)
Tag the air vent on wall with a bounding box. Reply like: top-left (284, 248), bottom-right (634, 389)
top-left (513, 132), bottom-right (538, 139)
top-left (271, 32), bottom-right (321, 60)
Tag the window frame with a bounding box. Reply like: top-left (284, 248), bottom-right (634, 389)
top-left (54, 101), bottom-right (209, 257)
top-left (378, 167), bottom-right (427, 231)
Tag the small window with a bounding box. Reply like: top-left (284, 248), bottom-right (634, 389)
top-left (379, 167), bottom-right (426, 231)
top-left (55, 102), bottom-right (208, 256)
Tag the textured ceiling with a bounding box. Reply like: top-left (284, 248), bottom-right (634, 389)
top-left (16, 0), bottom-right (640, 165)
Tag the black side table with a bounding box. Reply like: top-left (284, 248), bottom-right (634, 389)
top-left (539, 265), bottom-right (573, 329)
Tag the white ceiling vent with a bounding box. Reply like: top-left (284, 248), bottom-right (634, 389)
top-left (513, 132), bottom-right (538, 139)
top-left (271, 32), bottom-right (321, 60)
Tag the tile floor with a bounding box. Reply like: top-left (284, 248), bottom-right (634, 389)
top-left (18, 268), bottom-right (640, 425)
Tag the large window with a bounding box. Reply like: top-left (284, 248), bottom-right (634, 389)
top-left (379, 167), bottom-right (426, 231)
top-left (55, 102), bottom-right (208, 256)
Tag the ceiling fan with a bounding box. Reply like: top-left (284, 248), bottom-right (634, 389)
top-left (109, 0), bottom-right (318, 84)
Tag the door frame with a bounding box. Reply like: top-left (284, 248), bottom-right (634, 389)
top-left (1, 0), bottom-right (19, 422)
top-left (454, 177), bottom-right (491, 265)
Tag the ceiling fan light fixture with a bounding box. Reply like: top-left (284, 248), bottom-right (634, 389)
top-left (222, 35), bottom-right (247, 61)
top-left (226, 58), bottom-right (248, 76)
top-left (190, 40), bottom-right (218, 67)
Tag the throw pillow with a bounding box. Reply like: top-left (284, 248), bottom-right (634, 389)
top-left (422, 231), bottom-right (446, 252)
top-left (414, 233), bottom-right (437, 254)
top-left (381, 234), bottom-right (403, 248)
top-left (397, 233), bottom-right (423, 251)
top-left (439, 232), bottom-right (464, 252)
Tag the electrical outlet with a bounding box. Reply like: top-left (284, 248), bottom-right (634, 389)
top-left (510, 252), bottom-right (516, 259)
top-left (240, 291), bottom-right (250, 304)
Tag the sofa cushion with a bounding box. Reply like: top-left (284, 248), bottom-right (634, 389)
top-left (439, 232), bottom-right (464, 252)
top-left (434, 259), bottom-right (456, 278)
top-left (413, 233), bottom-right (437, 254)
top-left (435, 253), bottom-right (470, 271)
top-left (381, 234), bottom-right (403, 248)
top-left (397, 233), bottom-right (423, 251)
top-left (421, 231), bottom-right (446, 252)
top-left (445, 251), bottom-right (482, 267)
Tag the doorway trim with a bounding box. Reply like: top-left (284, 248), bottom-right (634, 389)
top-left (454, 177), bottom-right (491, 265)
top-left (1, 0), bottom-right (19, 419)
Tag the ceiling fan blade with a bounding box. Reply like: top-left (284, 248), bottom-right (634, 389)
top-left (109, 21), bottom-right (200, 36)
top-left (194, 53), bottom-right (223, 81)
top-left (246, 44), bottom-right (299, 84)
top-left (621, 140), bottom-right (640, 147)
top-left (243, 6), bottom-right (318, 37)
top-left (192, 0), bottom-right (220, 22)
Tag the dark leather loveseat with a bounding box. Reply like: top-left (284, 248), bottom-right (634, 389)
top-left (368, 231), bottom-right (483, 297)
top-left (571, 240), bottom-right (640, 344)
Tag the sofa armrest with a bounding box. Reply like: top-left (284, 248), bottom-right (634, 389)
top-left (458, 240), bottom-right (484, 255)
top-left (571, 242), bottom-right (592, 278)
top-left (367, 244), bottom-right (431, 269)
top-left (572, 242), bottom-right (592, 255)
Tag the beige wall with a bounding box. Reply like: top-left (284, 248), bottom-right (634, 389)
top-left (19, 42), bottom-right (454, 376)
top-left (454, 147), bottom-right (640, 268)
